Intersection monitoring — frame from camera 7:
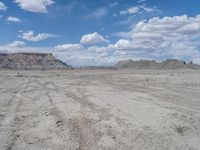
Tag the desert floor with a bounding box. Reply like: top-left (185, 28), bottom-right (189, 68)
top-left (0, 70), bottom-right (200, 150)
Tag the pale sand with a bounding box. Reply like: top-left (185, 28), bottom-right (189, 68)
top-left (0, 70), bottom-right (200, 150)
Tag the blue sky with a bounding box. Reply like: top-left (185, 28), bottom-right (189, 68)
top-left (0, 0), bottom-right (200, 66)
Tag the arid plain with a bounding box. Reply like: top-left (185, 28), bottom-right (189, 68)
top-left (0, 70), bottom-right (200, 150)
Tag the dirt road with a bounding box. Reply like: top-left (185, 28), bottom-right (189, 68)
top-left (0, 70), bottom-right (200, 150)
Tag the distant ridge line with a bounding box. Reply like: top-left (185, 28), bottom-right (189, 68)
top-left (0, 52), bottom-right (200, 70)
top-left (115, 59), bottom-right (200, 70)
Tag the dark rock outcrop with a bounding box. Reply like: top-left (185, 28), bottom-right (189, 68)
top-left (115, 59), bottom-right (200, 70)
top-left (0, 53), bottom-right (73, 70)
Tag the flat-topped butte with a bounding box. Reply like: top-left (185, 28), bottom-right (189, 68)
top-left (0, 53), bottom-right (73, 70)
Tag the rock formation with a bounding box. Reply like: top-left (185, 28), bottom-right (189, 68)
top-left (0, 53), bottom-right (73, 70)
top-left (115, 59), bottom-right (200, 70)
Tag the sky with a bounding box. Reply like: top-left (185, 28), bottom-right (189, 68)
top-left (0, 0), bottom-right (200, 66)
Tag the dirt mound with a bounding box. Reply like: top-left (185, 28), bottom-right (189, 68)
top-left (115, 59), bottom-right (200, 70)
top-left (0, 53), bottom-right (73, 70)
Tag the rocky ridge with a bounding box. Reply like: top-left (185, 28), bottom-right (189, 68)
top-left (115, 59), bottom-right (200, 70)
top-left (0, 53), bottom-right (73, 70)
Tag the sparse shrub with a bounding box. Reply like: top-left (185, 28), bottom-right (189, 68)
top-left (15, 74), bottom-right (24, 77)
top-left (15, 74), bottom-right (28, 77)
top-left (175, 126), bottom-right (185, 135)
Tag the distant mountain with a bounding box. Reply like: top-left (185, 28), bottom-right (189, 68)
top-left (1, 53), bottom-right (199, 70)
top-left (0, 53), bottom-right (73, 70)
top-left (115, 59), bottom-right (200, 70)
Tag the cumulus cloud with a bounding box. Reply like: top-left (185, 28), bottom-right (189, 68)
top-left (114, 15), bottom-right (200, 63)
top-left (7, 16), bottom-right (21, 23)
top-left (51, 15), bottom-right (200, 65)
top-left (60, 15), bottom-right (200, 65)
top-left (108, 39), bottom-right (134, 50)
top-left (14, 0), bottom-right (55, 13)
top-left (87, 46), bottom-right (107, 52)
top-left (53, 42), bottom-right (113, 65)
top-left (55, 44), bottom-right (83, 51)
top-left (21, 30), bottom-right (55, 42)
top-left (80, 32), bottom-right (109, 45)
top-left (0, 1), bottom-right (7, 11)
top-left (129, 15), bottom-right (200, 43)
top-left (53, 47), bottom-right (113, 66)
top-left (6, 40), bottom-right (25, 47)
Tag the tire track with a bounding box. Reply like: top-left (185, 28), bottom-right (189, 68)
top-left (2, 77), bottom-right (30, 150)
top-left (39, 80), bottom-right (131, 150)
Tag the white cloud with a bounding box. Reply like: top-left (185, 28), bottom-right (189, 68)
top-left (110, 2), bottom-right (118, 7)
top-left (14, 0), bottom-right (55, 13)
top-left (113, 13), bottom-right (117, 17)
top-left (80, 32), bottom-right (109, 45)
top-left (120, 4), bottom-right (159, 15)
top-left (138, 0), bottom-right (147, 3)
top-left (0, 1), bottom-right (7, 11)
top-left (55, 44), bottom-right (83, 51)
top-left (114, 14), bottom-right (200, 63)
top-left (87, 46), bottom-right (107, 52)
top-left (21, 30), bottom-right (55, 42)
top-left (108, 39), bottom-right (134, 50)
top-left (143, 6), bottom-right (159, 13)
top-left (61, 14), bottom-right (200, 65)
top-left (6, 41), bottom-right (25, 47)
top-left (51, 15), bottom-right (200, 65)
top-left (132, 15), bottom-right (200, 40)
top-left (113, 50), bottom-right (127, 55)
top-left (120, 6), bottom-right (140, 15)
top-left (7, 16), bottom-right (21, 23)
top-left (86, 7), bottom-right (107, 19)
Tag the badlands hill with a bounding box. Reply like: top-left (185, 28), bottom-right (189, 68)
top-left (115, 59), bottom-right (200, 70)
top-left (0, 53), bottom-right (73, 70)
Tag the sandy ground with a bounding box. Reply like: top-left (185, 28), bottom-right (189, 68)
top-left (0, 70), bottom-right (200, 150)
